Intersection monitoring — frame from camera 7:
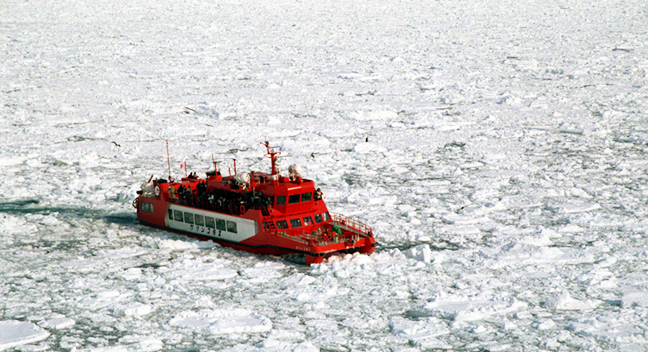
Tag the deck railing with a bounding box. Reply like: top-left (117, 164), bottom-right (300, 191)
top-left (265, 213), bottom-right (373, 246)
top-left (328, 212), bottom-right (373, 237)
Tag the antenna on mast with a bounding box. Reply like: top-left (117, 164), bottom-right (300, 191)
top-left (262, 141), bottom-right (281, 175)
top-left (212, 154), bottom-right (218, 174)
top-left (166, 140), bottom-right (171, 181)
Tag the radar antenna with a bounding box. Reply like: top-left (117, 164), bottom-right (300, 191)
top-left (262, 141), bottom-right (281, 175)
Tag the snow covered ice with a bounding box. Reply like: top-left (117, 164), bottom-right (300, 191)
top-left (2, 0), bottom-right (648, 350)
top-left (0, 321), bottom-right (49, 351)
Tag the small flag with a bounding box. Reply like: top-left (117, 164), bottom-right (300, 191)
top-left (180, 160), bottom-right (187, 177)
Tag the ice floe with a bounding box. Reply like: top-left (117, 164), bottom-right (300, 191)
top-left (169, 309), bottom-right (272, 334)
top-left (544, 292), bottom-right (601, 311)
top-left (0, 320), bottom-right (50, 351)
top-left (390, 317), bottom-right (451, 349)
top-left (424, 296), bottom-right (527, 322)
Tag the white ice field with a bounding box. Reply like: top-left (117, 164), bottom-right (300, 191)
top-left (1, 0), bottom-right (647, 350)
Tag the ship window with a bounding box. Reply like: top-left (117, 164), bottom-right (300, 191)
top-left (141, 201), bottom-right (149, 213)
top-left (263, 222), bottom-right (269, 231)
top-left (276, 220), bottom-right (289, 229)
top-left (195, 214), bottom-right (205, 227)
top-left (174, 210), bottom-right (183, 222)
top-left (314, 214), bottom-right (322, 223)
top-left (149, 203), bottom-right (154, 213)
top-left (288, 194), bottom-right (300, 204)
top-left (205, 217), bottom-right (215, 229)
top-left (168, 208), bottom-right (174, 220)
top-left (323, 212), bottom-right (331, 221)
top-left (303, 216), bottom-right (314, 226)
top-left (184, 212), bottom-right (194, 224)
top-left (290, 218), bottom-right (302, 228)
top-left (216, 218), bottom-right (226, 231)
top-left (301, 192), bottom-right (312, 202)
top-left (227, 220), bottom-right (237, 233)
top-left (276, 196), bottom-right (286, 206)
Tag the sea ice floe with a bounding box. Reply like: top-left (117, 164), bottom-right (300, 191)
top-left (279, 273), bottom-right (317, 287)
top-left (75, 290), bottom-right (129, 310)
top-left (162, 257), bottom-right (238, 281)
top-left (0, 157), bottom-right (26, 167)
top-left (519, 231), bottom-right (555, 246)
top-left (152, 238), bottom-right (203, 251)
top-left (304, 318), bottom-right (340, 331)
top-left (69, 176), bottom-right (102, 193)
top-left (403, 244), bottom-right (433, 263)
top-left (290, 283), bottom-right (346, 302)
top-left (569, 187), bottom-right (593, 199)
top-left (241, 261), bottom-right (286, 282)
top-left (621, 291), bottom-right (648, 308)
top-left (352, 142), bottom-right (387, 153)
top-left (340, 316), bottom-right (388, 332)
top-left (119, 267), bottom-right (144, 281)
top-left (169, 309), bottom-right (272, 334)
top-left (0, 214), bottom-right (29, 236)
top-left (221, 340), bottom-right (319, 352)
top-left (560, 203), bottom-right (602, 214)
top-left (439, 212), bottom-right (487, 225)
top-left (390, 316), bottom-right (451, 349)
top-left (0, 320), bottom-right (50, 351)
top-left (263, 329), bottom-right (306, 343)
top-left (423, 296), bottom-right (527, 322)
top-left (39, 317), bottom-right (75, 330)
top-left (132, 338), bottom-right (164, 352)
top-left (534, 319), bottom-right (557, 330)
top-left (439, 224), bottom-right (481, 236)
top-left (348, 110), bottom-right (397, 121)
top-left (77, 346), bottom-right (129, 352)
top-left (494, 242), bottom-right (564, 263)
top-left (566, 312), bottom-right (648, 345)
top-left (115, 303), bottom-right (152, 317)
top-left (192, 104), bottom-right (220, 118)
top-left (389, 290), bottom-right (410, 299)
top-left (578, 266), bottom-right (617, 290)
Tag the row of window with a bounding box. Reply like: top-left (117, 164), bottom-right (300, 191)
top-left (267, 212), bottom-right (331, 231)
top-left (276, 192), bottom-right (312, 206)
top-left (141, 201), bottom-right (154, 213)
top-left (168, 209), bottom-right (237, 233)
top-left (145, 202), bottom-right (330, 235)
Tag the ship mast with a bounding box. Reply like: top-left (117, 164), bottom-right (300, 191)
top-left (166, 140), bottom-right (172, 181)
top-left (262, 141), bottom-right (280, 175)
top-left (211, 154), bottom-right (218, 174)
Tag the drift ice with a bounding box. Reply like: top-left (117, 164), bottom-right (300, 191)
top-left (134, 142), bottom-right (376, 265)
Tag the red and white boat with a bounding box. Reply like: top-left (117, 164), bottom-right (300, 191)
top-left (134, 142), bottom-right (376, 265)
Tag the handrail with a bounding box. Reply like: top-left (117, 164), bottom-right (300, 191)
top-left (263, 213), bottom-right (373, 246)
top-left (328, 212), bottom-right (372, 236)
